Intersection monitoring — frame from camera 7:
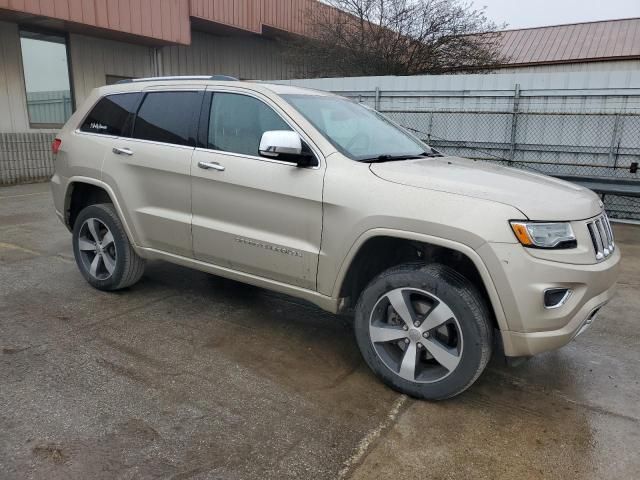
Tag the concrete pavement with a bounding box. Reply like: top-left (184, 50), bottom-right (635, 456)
top-left (1, 182), bottom-right (639, 479)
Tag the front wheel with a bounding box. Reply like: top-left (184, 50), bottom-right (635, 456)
top-left (354, 263), bottom-right (493, 400)
top-left (72, 203), bottom-right (145, 291)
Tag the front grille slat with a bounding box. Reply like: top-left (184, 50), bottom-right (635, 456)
top-left (587, 213), bottom-right (615, 262)
top-left (604, 216), bottom-right (615, 248)
top-left (596, 220), bottom-right (610, 256)
top-left (601, 218), bottom-right (612, 247)
top-left (589, 222), bottom-right (604, 260)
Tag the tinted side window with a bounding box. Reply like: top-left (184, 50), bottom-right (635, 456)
top-left (80, 93), bottom-right (141, 136)
top-left (209, 93), bottom-right (291, 156)
top-left (132, 92), bottom-right (201, 146)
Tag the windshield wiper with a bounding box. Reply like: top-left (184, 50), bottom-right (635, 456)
top-left (360, 151), bottom-right (439, 163)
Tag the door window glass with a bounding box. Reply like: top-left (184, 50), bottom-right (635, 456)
top-left (132, 92), bottom-right (200, 146)
top-left (208, 93), bottom-right (291, 156)
top-left (20, 30), bottom-right (73, 127)
top-left (80, 93), bottom-right (141, 136)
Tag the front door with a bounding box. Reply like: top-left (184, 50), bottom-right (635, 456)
top-left (191, 90), bottom-right (324, 290)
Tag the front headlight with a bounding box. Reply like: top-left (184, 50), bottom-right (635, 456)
top-left (510, 221), bottom-right (577, 249)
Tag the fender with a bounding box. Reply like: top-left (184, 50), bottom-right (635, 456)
top-left (331, 227), bottom-right (509, 333)
top-left (64, 176), bottom-right (141, 252)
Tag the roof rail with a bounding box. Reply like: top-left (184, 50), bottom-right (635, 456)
top-left (115, 75), bottom-right (239, 84)
top-left (210, 75), bottom-right (240, 81)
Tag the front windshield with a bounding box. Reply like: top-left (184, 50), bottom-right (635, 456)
top-left (282, 94), bottom-right (428, 161)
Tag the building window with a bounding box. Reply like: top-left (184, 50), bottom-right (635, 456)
top-left (20, 30), bottom-right (73, 128)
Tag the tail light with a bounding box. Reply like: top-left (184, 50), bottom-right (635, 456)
top-left (52, 138), bottom-right (62, 155)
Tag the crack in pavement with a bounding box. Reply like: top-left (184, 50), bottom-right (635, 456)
top-left (338, 394), bottom-right (409, 480)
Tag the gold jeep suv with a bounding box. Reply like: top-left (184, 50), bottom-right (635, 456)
top-left (50, 77), bottom-right (620, 400)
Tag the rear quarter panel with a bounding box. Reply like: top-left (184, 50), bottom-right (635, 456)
top-left (51, 88), bottom-right (112, 222)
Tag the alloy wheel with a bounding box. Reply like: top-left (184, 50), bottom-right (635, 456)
top-left (369, 287), bottom-right (463, 383)
top-left (77, 218), bottom-right (117, 280)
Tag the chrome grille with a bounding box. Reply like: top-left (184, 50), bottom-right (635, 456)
top-left (587, 214), bottom-right (615, 261)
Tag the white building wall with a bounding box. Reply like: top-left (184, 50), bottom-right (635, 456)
top-left (0, 22), bottom-right (158, 133)
top-left (0, 21), bottom-right (31, 133)
top-left (0, 23), bottom-right (302, 184)
top-left (0, 25), bottom-right (300, 135)
top-left (278, 70), bottom-right (640, 113)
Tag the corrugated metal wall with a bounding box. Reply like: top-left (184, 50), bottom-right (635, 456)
top-left (0, 21), bottom-right (158, 133)
top-left (0, 21), bottom-right (299, 184)
top-left (0, 21), bottom-right (30, 133)
top-left (189, 0), bottom-right (335, 36)
top-left (0, 0), bottom-right (191, 45)
top-left (278, 71), bottom-right (640, 115)
top-left (494, 60), bottom-right (640, 74)
top-left (0, 21), bottom-right (298, 135)
top-left (160, 30), bottom-right (297, 80)
top-left (68, 33), bottom-right (156, 106)
top-left (26, 91), bottom-right (73, 125)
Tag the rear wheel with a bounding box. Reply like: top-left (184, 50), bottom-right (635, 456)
top-left (72, 203), bottom-right (145, 291)
top-left (354, 263), bottom-right (492, 400)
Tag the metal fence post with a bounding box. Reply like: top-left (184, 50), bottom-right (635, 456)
top-left (374, 87), bottom-right (381, 111)
top-left (509, 84), bottom-right (521, 164)
top-left (609, 114), bottom-right (621, 170)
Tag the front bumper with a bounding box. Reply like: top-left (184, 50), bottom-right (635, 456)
top-left (500, 283), bottom-right (615, 356)
top-left (478, 242), bottom-right (620, 357)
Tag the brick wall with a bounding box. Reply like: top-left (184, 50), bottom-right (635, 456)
top-left (0, 133), bottom-right (57, 185)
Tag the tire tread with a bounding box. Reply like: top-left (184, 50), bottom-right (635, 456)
top-left (73, 203), bottom-right (145, 291)
top-left (354, 262), bottom-right (493, 400)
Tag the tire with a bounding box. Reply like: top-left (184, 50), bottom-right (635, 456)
top-left (72, 203), bottom-right (145, 291)
top-left (354, 263), bottom-right (493, 400)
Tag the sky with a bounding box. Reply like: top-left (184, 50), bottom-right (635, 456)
top-left (472, 0), bottom-right (640, 29)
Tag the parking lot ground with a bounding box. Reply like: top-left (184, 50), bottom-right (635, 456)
top-left (1, 182), bottom-right (639, 480)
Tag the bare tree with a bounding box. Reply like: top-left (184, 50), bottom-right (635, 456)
top-left (285, 0), bottom-right (507, 77)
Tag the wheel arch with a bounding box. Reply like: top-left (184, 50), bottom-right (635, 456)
top-left (64, 176), bottom-right (138, 248)
top-left (332, 228), bottom-right (509, 333)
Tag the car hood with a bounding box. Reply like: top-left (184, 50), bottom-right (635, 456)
top-left (370, 156), bottom-right (603, 221)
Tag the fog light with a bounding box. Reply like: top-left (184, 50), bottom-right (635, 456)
top-left (544, 288), bottom-right (572, 309)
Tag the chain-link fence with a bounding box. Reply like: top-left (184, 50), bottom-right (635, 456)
top-left (381, 107), bottom-right (640, 221)
top-left (293, 74), bottom-right (640, 222)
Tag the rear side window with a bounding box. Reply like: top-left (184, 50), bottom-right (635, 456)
top-left (208, 93), bottom-right (291, 156)
top-left (80, 93), bottom-right (141, 136)
top-left (132, 91), bottom-right (201, 146)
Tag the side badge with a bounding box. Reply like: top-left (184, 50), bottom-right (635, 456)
top-left (598, 201), bottom-right (604, 210)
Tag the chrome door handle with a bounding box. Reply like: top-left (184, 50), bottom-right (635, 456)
top-left (198, 161), bottom-right (225, 171)
top-left (112, 147), bottom-right (133, 156)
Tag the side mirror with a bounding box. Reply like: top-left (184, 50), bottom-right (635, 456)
top-left (259, 130), bottom-right (316, 167)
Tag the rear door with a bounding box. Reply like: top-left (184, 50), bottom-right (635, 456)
top-left (190, 89), bottom-right (324, 290)
top-left (101, 87), bottom-right (204, 257)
